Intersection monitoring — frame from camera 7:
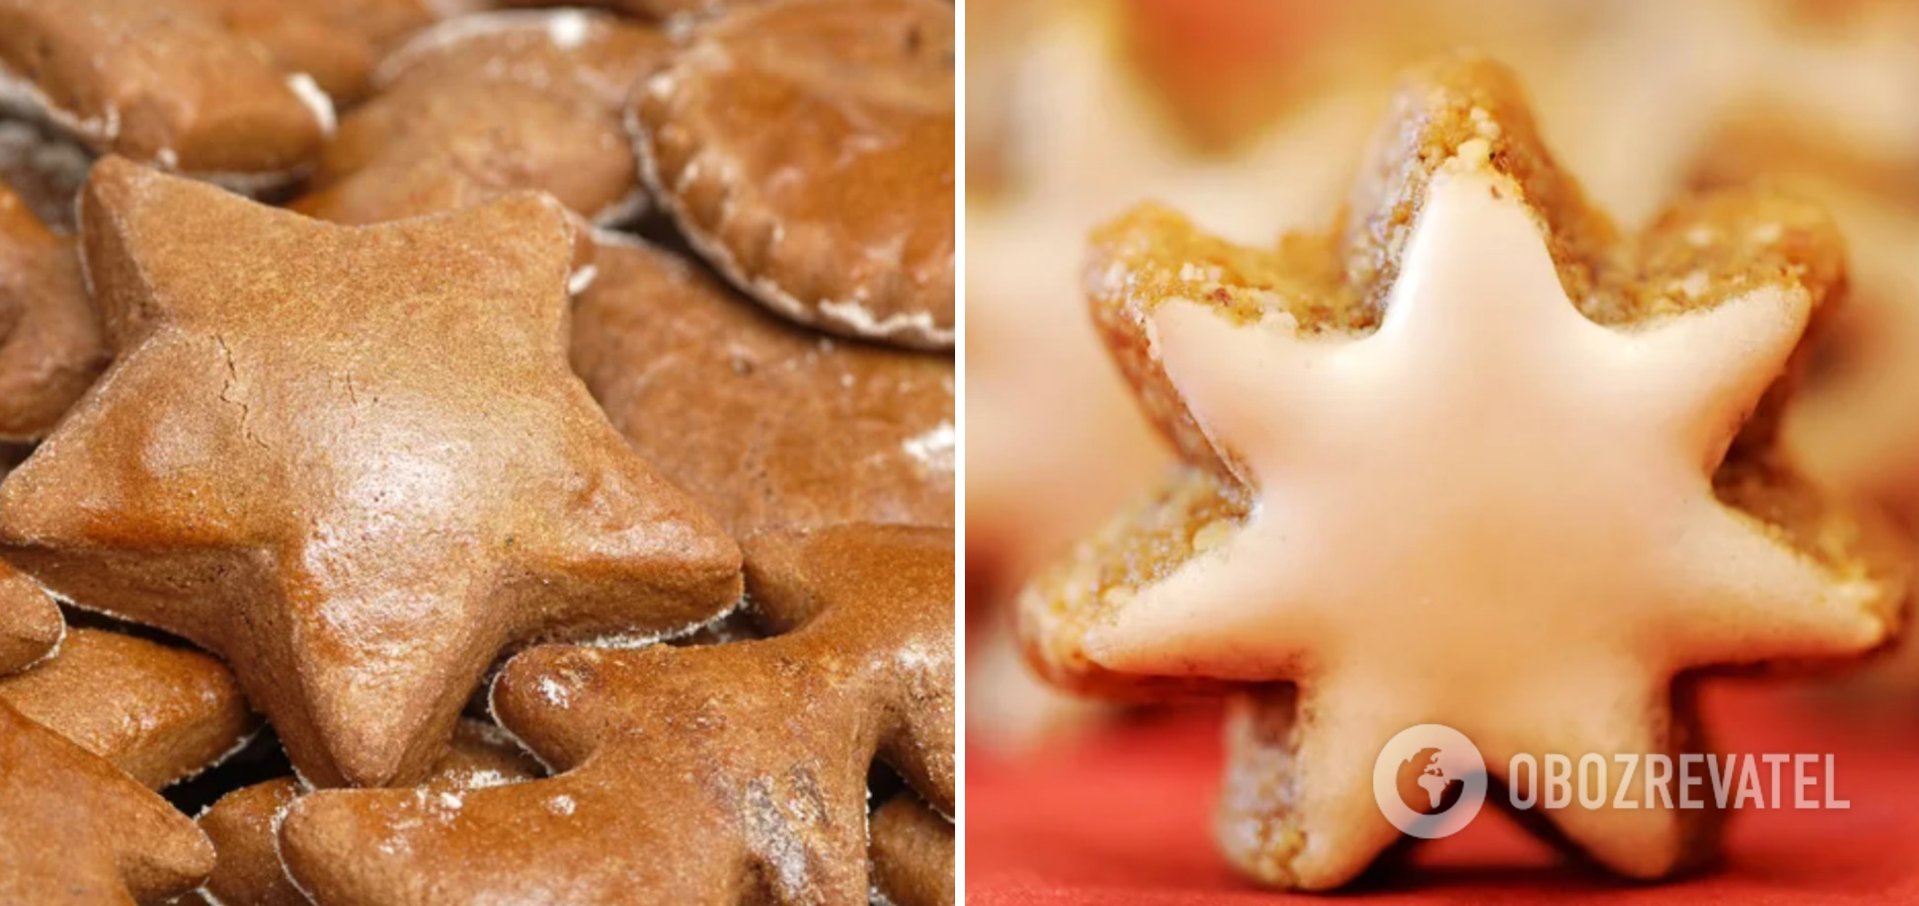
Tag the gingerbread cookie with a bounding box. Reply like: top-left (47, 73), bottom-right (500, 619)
top-left (295, 10), bottom-right (672, 226)
top-left (870, 794), bottom-right (955, 906)
top-left (0, 0), bottom-right (333, 188)
top-left (571, 236), bottom-right (954, 535)
top-left (171, 0), bottom-right (442, 103)
top-left (1020, 54), bottom-right (1906, 889)
top-left (0, 158), bottom-right (742, 788)
top-left (190, 719), bottom-right (539, 906)
top-left (0, 699), bottom-right (215, 903)
top-left (633, 0), bottom-right (956, 349)
top-left (0, 556), bottom-right (61, 674)
top-left (492, 0), bottom-right (771, 21)
top-left (0, 628), bottom-right (258, 789)
top-left (277, 523), bottom-right (954, 905)
top-left (0, 181), bottom-right (107, 441)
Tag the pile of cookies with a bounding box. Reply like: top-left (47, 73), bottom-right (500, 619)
top-left (0, 1), bottom-right (954, 904)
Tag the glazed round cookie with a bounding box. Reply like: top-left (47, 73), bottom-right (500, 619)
top-left (571, 236), bottom-right (955, 535)
top-left (633, 0), bottom-right (956, 349)
top-left (1020, 53), bottom-right (1908, 890)
top-left (296, 9), bottom-right (672, 226)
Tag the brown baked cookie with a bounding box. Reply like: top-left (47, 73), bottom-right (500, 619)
top-left (490, 0), bottom-right (772, 21)
top-left (191, 720), bottom-right (540, 906)
top-left (0, 181), bottom-right (107, 441)
top-left (571, 236), bottom-right (954, 535)
top-left (870, 794), bottom-right (955, 906)
top-left (0, 628), bottom-right (258, 789)
top-left (1020, 54), bottom-right (1906, 889)
top-left (0, 699), bottom-right (215, 904)
top-left (170, 0), bottom-right (442, 104)
top-left (0, 556), bottom-right (61, 674)
top-left (633, 0), bottom-right (956, 349)
top-left (0, 158), bottom-right (742, 788)
top-left (295, 10), bottom-right (672, 226)
top-left (0, 0), bottom-right (332, 189)
top-left (277, 523), bottom-right (954, 905)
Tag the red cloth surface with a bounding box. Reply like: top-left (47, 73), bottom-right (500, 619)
top-left (968, 683), bottom-right (1919, 904)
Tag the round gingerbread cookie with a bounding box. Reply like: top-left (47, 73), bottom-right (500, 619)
top-left (632, 0), bottom-right (955, 349)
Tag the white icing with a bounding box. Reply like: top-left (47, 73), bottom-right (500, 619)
top-left (285, 73), bottom-right (337, 138)
top-left (567, 264), bottom-right (599, 296)
top-left (374, 9), bottom-right (609, 89)
top-left (901, 421), bottom-right (955, 473)
top-left (1087, 164), bottom-right (1886, 885)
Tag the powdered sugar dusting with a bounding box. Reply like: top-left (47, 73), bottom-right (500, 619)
top-left (547, 794), bottom-right (576, 816)
top-left (536, 676), bottom-right (572, 708)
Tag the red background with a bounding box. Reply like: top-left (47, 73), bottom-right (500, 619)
top-left (967, 683), bottom-right (1919, 904)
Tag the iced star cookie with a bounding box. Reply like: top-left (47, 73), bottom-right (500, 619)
top-left (295, 10), bottom-right (671, 227)
top-left (1019, 54), bottom-right (1908, 889)
top-left (0, 699), bottom-right (215, 904)
top-left (0, 158), bottom-right (742, 788)
top-left (277, 523), bottom-right (954, 905)
top-left (187, 720), bottom-right (539, 906)
top-left (571, 236), bottom-right (955, 535)
top-left (0, 181), bottom-right (107, 441)
top-left (0, 0), bottom-right (333, 189)
top-left (633, 0), bottom-right (956, 349)
top-left (0, 628), bottom-right (258, 789)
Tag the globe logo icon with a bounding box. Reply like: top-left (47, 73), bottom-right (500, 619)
top-left (1373, 725), bottom-right (1487, 838)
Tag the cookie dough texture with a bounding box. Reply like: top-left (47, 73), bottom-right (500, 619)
top-left (634, 0), bottom-right (956, 349)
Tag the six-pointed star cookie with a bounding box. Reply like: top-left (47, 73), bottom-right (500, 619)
top-left (0, 698), bottom-right (216, 904)
top-left (1021, 55), bottom-right (1907, 890)
top-left (0, 157), bottom-right (743, 788)
top-left (278, 523), bottom-right (954, 906)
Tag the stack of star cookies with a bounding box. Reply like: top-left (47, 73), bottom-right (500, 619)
top-left (0, 1), bottom-right (954, 904)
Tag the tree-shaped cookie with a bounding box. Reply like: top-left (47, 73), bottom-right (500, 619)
top-left (278, 523), bottom-right (954, 904)
top-left (1020, 54), bottom-right (1908, 889)
top-left (0, 158), bottom-right (742, 788)
top-left (0, 699), bottom-right (215, 903)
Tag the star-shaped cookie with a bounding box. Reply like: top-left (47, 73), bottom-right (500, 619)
top-left (0, 0), bottom-right (334, 187)
top-left (277, 523), bottom-right (954, 905)
top-left (0, 157), bottom-right (743, 788)
top-left (1020, 54), bottom-right (1907, 889)
top-left (188, 719), bottom-right (540, 906)
top-left (571, 236), bottom-right (955, 535)
top-left (0, 698), bottom-right (215, 904)
top-left (295, 9), bottom-right (672, 226)
top-left (0, 627), bottom-right (259, 789)
top-left (0, 180), bottom-right (108, 441)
